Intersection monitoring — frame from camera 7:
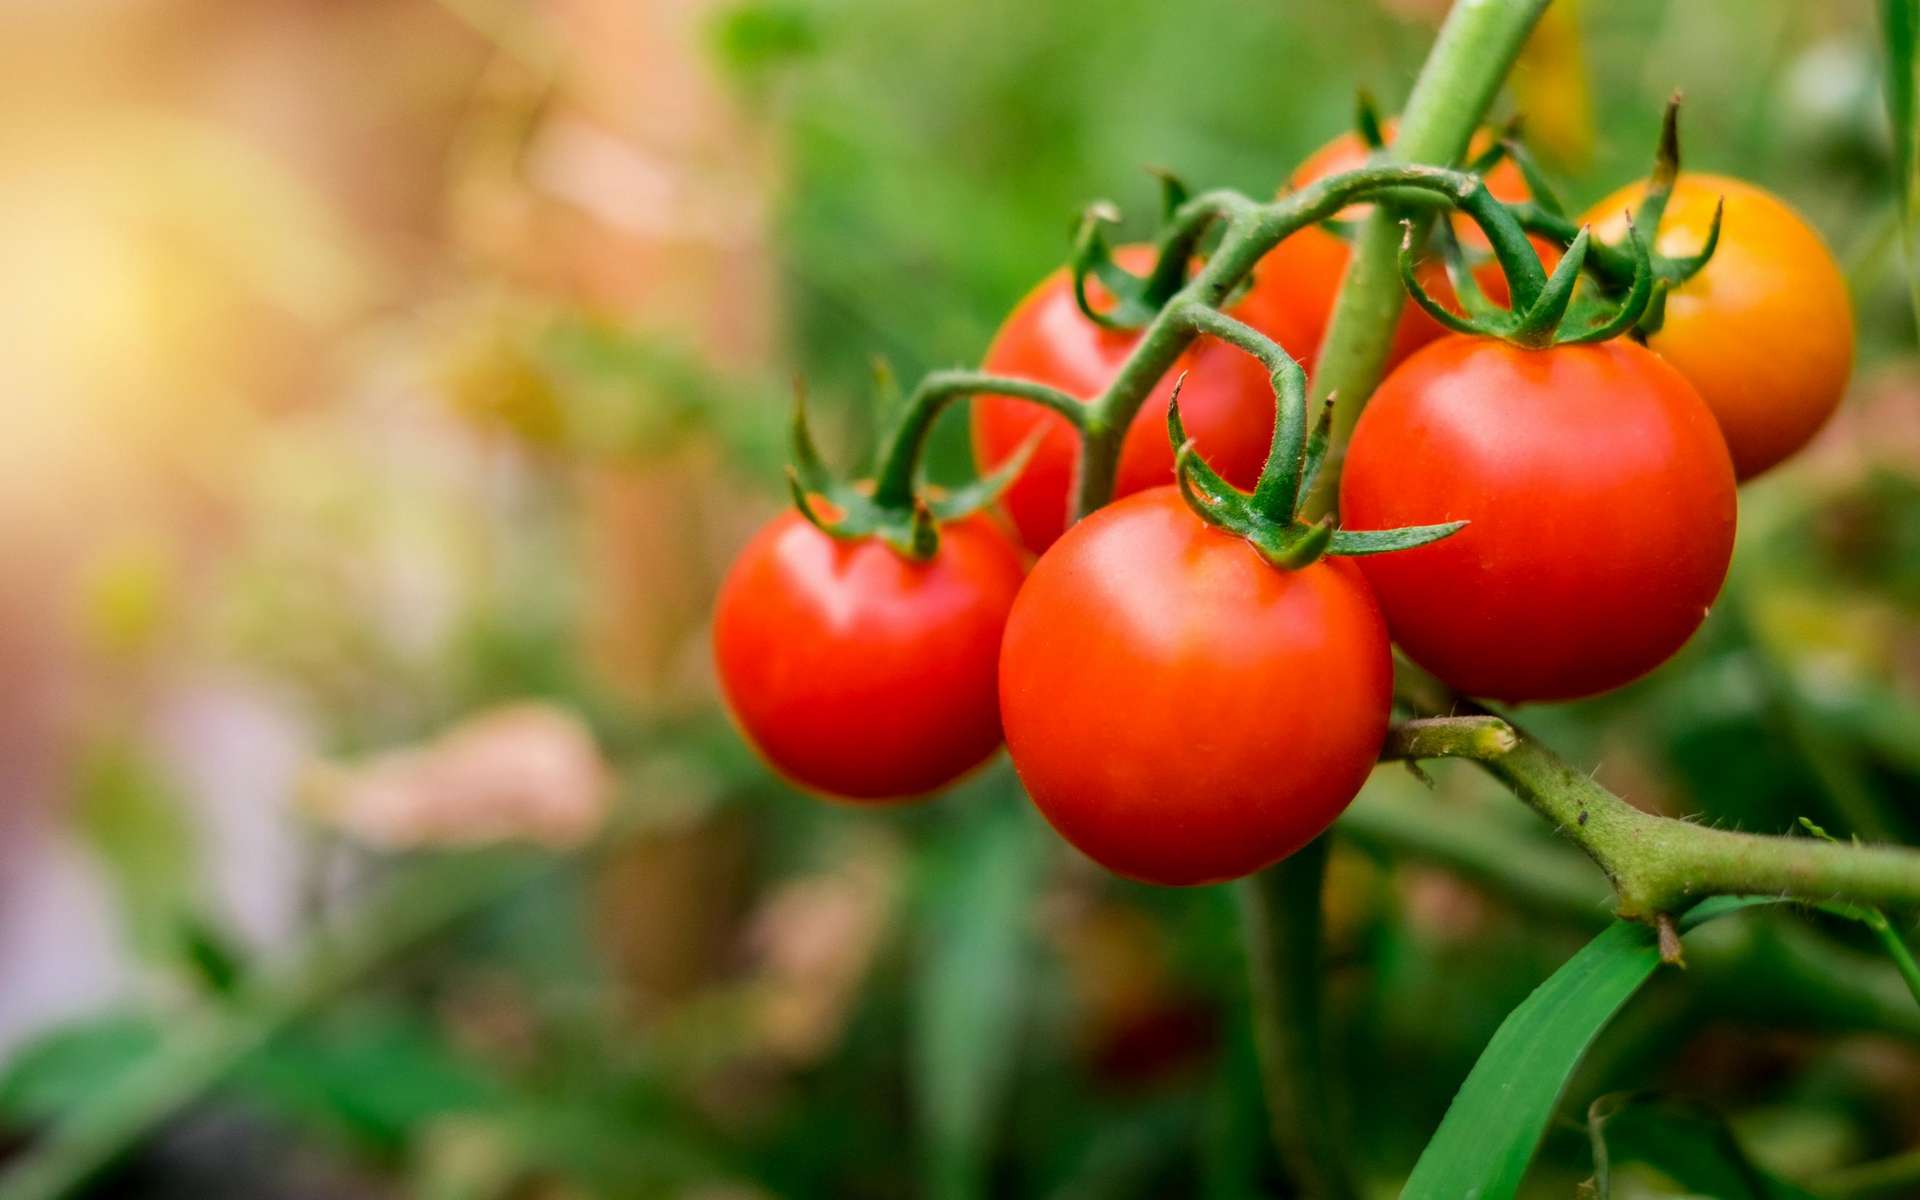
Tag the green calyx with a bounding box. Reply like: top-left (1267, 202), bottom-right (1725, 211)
top-left (1497, 96), bottom-right (1725, 338)
top-left (1396, 211), bottom-right (1654, 348)
top-left (785, 377), bottom-right (1042, 561)
top-left (1165, 356), bottom-right (1463, 571)
top-left (1068, 167), bottom-right (1215, 331)
top-left (1370, 97), bottom-right (1723, 348)
top-left (1616, 95), bottom-right (1724, 337)
top-left (1384, 112), bottom-right (1667, 350)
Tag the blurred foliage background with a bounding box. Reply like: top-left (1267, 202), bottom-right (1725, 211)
top-left (0, 0), bottom-right (1917, 1197)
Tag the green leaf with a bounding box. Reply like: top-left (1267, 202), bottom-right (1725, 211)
top-left (913, 774), bottom-right (1046, 1200)
top-left (1401, 897), bottom-right (1771, 1200)
top-left (0, 1016), bottom-right (161, 1124)
top-left (1884, 0), bottom-right (1920, 340)
top-left (1586, 1092), bottom-right (1821, 1200)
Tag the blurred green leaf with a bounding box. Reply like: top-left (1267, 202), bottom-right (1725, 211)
top-left (1402, 897), bottom-right (1769, 1200)
top-left (236, 1006), bottom-right (501, 1155)
top-left (1044, 1094), bottom-right (1194, 1200)
top-left (477, 1101), bottom-right (752, 1200)
top-left (708, 0), bottom-right (823, 82)
top-left (0, 847), bottom-right (559, 1200)
top-left (73, 738), bottom-right (202, 965)
top-left (0, 1016), bottom-right (162, 1125)
top-left (1197, 1025), bottom-right (1270, 1200)
top-left (1818, 1146), bottom-right (1920, 1199)
top-left (913, 777), bottom-right (1046, 1200)
top-left (1883, 0), bottom-right (1920, 339)
top-left (537, 318), bottom-right (787, 474)
top-left (1586, 1092), bottom-right (1820, 1199)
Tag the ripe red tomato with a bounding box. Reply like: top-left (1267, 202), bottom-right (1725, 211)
top-left (713, 511), bottom-right (1026, 801)
top-left (1249, 123), bottom-right (1535, 368)
top-left (999, 487), bottom-right (1392, 885)
top-left (1339, 336), bottom-right (1737, 702)
top-left (970, 246), bottom-right (1315, 553)
top-left (1585, 174), bottom-right (1854, 480)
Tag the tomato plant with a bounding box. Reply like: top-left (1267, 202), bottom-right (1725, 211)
top-left (998, 486), bottom-right (1392, 885)
top-left (21, 9), bottom-right (1920, 1200)
top-left (1339, 335), bottom-right (1737, 701)
top-left (1585, 173), bottom-right (1855, 480)
top-left (970, 246), bottom-right (1314, 552)
top-left (712, 508), bottom-right (1025, 801)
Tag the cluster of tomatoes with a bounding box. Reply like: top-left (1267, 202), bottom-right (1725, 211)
top-left (713, 125), bottom-right (1854, 887)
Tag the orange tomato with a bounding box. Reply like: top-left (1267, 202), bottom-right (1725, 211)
top-left (1585, 174), bottom-right (1854, 480)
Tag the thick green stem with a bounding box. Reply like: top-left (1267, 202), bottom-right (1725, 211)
top-left (1236, 840), bottom-right (1359, 1200)
top-left (1303, 0), bottom-right (1554, 516)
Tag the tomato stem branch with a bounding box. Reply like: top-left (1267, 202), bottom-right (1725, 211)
top-left (1167, 301), bottom-right (1313, 516)
top-left (1335, 789), bottom-right (1920, 1038)
top-left (1066, 164), bottom-right (1506, 523)
top-left (1381, 715), bottom-right (1518, 762)
top-left (1393, 706), bottom-right (1920, 921)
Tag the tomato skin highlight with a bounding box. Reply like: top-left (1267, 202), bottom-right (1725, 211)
top-left (712, 511), bottom-right (1026, 801)
top-left (1339, 336), bottom-right (1738, 702)
top-left (1585, 174), bottom-right (1854, 480)
top-left (999, 488), bottom-right (1393, 886)
top-left (970, 246), bottom-right (1314, 554)
top-left (1249, 124), bottom-right (1536, 369)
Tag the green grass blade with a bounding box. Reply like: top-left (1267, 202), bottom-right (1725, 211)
top-left (1401, 896), bottom-right (1770, 1200)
